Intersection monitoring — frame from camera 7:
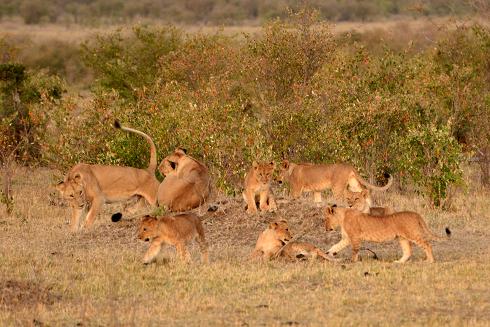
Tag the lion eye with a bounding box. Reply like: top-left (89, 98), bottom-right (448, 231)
top-left (143, 228), bottom-right (147, 231)
top-left (69, 194), bottom-right (74, 198)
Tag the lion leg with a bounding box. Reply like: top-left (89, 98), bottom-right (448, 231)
top-left (244, 190), bottom-right (258, 214)
top-left (143, 241), bottom-right (162, 264)
top-left (350, 238), bottom-right (361, 262)
top-left (290, 186), bottom-right (302, 199)
top-left (413, 238), bottom-right (434, 263)
top-left (82, 198), bottom-right (103, 229)
top-left (395, 239), bottom-right (412, 263)
top-left (326, 238), bottom-right (350, 256)
top-left (195, 230), bottom-right (209, 264)
top-left (313, 192), bottom-right (322, 203)
top-left (69, 206), bottom-right (84, 232)
top-left (268, 196), bottom-right (277, 212)
top-left (176, 243), bottom-right (192, 263)
top-left (259, 191), bottom-right (269, 211)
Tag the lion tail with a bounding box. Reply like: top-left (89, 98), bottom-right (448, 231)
top-left (355, 171), bottom-right (394, 192)
top-left (419, 218), bottom-right (451, 240)
top-left (317, 248), bottom-right (340, 262)
top-left (114, 120), bottom-right (157, 174)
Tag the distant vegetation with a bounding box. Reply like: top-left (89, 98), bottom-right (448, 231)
top-left (0, 0), bottom-right (479, 25)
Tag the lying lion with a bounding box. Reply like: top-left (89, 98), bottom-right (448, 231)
top-left (157, 148), bottom-right (212, 212)
top-left (277, 160), bottom-right (393, 203)
top-left (243, 161), bottom-right (277, 214)
top-left (324, 206), bottom-right (451, 263)
top-left (138, 214), bottom-right (209, 264)
top-left (56, 121), bottom-right (159, 231)
top-left (250, 220), bottom-right (291, 260)
top-left (345, 189), bottom-right (394, 215)
top-left (280, 241), bottom-right (338, 262)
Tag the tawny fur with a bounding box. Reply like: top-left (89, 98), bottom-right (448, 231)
top-left (250, 220), bottom-right (291, 260)
top-left (242, 161), bottom-right (277, 215)
top-left (277, 160), bottom-right (392, 203)
top-left (56, 122), bottom-right (159, 231)
top-left (323, 206), bottom-right (450, 263)
top-left (345, 189), bottom-right (394, 215)
top-left (280, 241), bottom-right (337, 262)
top-left (138, 214), bottom-right (209, 264)
top-left (157, 148), bottom-right (212, 212)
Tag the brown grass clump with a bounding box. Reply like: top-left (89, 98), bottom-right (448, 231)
top-left (0, 167), bottom-right (489, 325)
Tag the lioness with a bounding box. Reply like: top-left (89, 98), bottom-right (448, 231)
top-left (56, 121), bottom-right (159, 231)
top-left (243, 161), bottom-right (277, 214)
top-left (323, 206), bottom-right (451, 263)
top-left (345, 189), bottom-right (394, 215)
top-left (157, 148), bottom-right (211, 212)
top-left (138, 214), bottom-right (209, 264)
top-left (277, 160), bottom-right (393, 203)
top-left (250, 220), bottom-right (292, 260)
top-left (280, 241), bottom-right (338, 262)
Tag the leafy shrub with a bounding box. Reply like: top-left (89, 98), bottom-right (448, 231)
top-left (30, 11), bottom-right (490, 206)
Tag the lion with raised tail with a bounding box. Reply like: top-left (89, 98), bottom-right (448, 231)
top-left (323, 206), bottom-right (450, 263)
top-left (56, 121), bottom-right (159, 231)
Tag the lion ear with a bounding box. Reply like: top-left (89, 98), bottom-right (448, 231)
top-left (269, 161), bottom-right (275, 168)
top-left (282, 160), bottom-right (289, 169)
top-left (361, 189), bottom-right (369, 196)
top-left (269, 222), bottom-right (278, 229)
top-left (175, 148), bottom-right (187, 156)
top-left (73, 173), bottom-right (82, 184)
top-left (252, 161), bottom-right (258, 169)
top-left (55, 181), bottom-right (65, 192)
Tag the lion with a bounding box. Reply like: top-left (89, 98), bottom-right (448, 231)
top-left (56, 121), bottom-right (160, 231)
top-left (323, 206), bottom-right (451, 263)
top-left (345, 189), bottom-right (394, 215)
top-left (280, 241), bottom-right (338, 262)
top-left (243, 161), bottom-right (277, 215)
top-left (137, 213), bottom-right (209, 264)
top-left (250, 220), bottom-right (292, 260)
top-left (157, 148), bottom-right (212, 212)
top-left (277, 160), bottom-right (392, 203)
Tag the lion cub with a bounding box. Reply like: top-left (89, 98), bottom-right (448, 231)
top-left (345, 189), bottom-right (394, 215)
top-left (324, 206), bottom-right (450, 263)
top-left (250, 220), bottom-right (291, 260)
top-left (243, 161), bottom-right (277, 214)
top-left (157, 148), bottom-right (212, 212)
top-left (280, 241), bottom-right (338, 262)
top-left (138, 214), bottom-right (209, 264)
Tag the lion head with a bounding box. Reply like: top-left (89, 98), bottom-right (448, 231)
top-left (158, 159), bottom-right (177, 176)
top-left (137, 216), bottom-right (159, 242)
top-left (252, 161), bottom-right (275, 185)
top-left (324, 205), bottom-right (342, 231)
top-left (276, 160), bottom-right (290, 184)
top-left (269, 220), bottom-right (292, 245)
top-left (56, 173), bottom-right (85, 209)
top-left (345, 189), bottom-right (371, 211)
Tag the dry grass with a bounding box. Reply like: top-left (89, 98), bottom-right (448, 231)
top-left (3, 16), bottom-right (487, 44)
top-left (0, 167), bottom-right (489, 326)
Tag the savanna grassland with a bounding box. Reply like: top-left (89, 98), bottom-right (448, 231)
top-left (1, 2), bottom-right (490, 326)
top-left (0, 167), bottom-right (489, 325)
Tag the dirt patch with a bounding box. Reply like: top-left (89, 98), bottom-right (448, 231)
top-left (0, 280), bottom-right (61, 309)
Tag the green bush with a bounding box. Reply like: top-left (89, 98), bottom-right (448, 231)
top-left (30, 11), bottom-right (490, 206)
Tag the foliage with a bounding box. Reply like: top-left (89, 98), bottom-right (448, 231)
top-left (0, 40), bottom-right (64, 163)
top-left (5, 9), bottom-right (490, 206)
